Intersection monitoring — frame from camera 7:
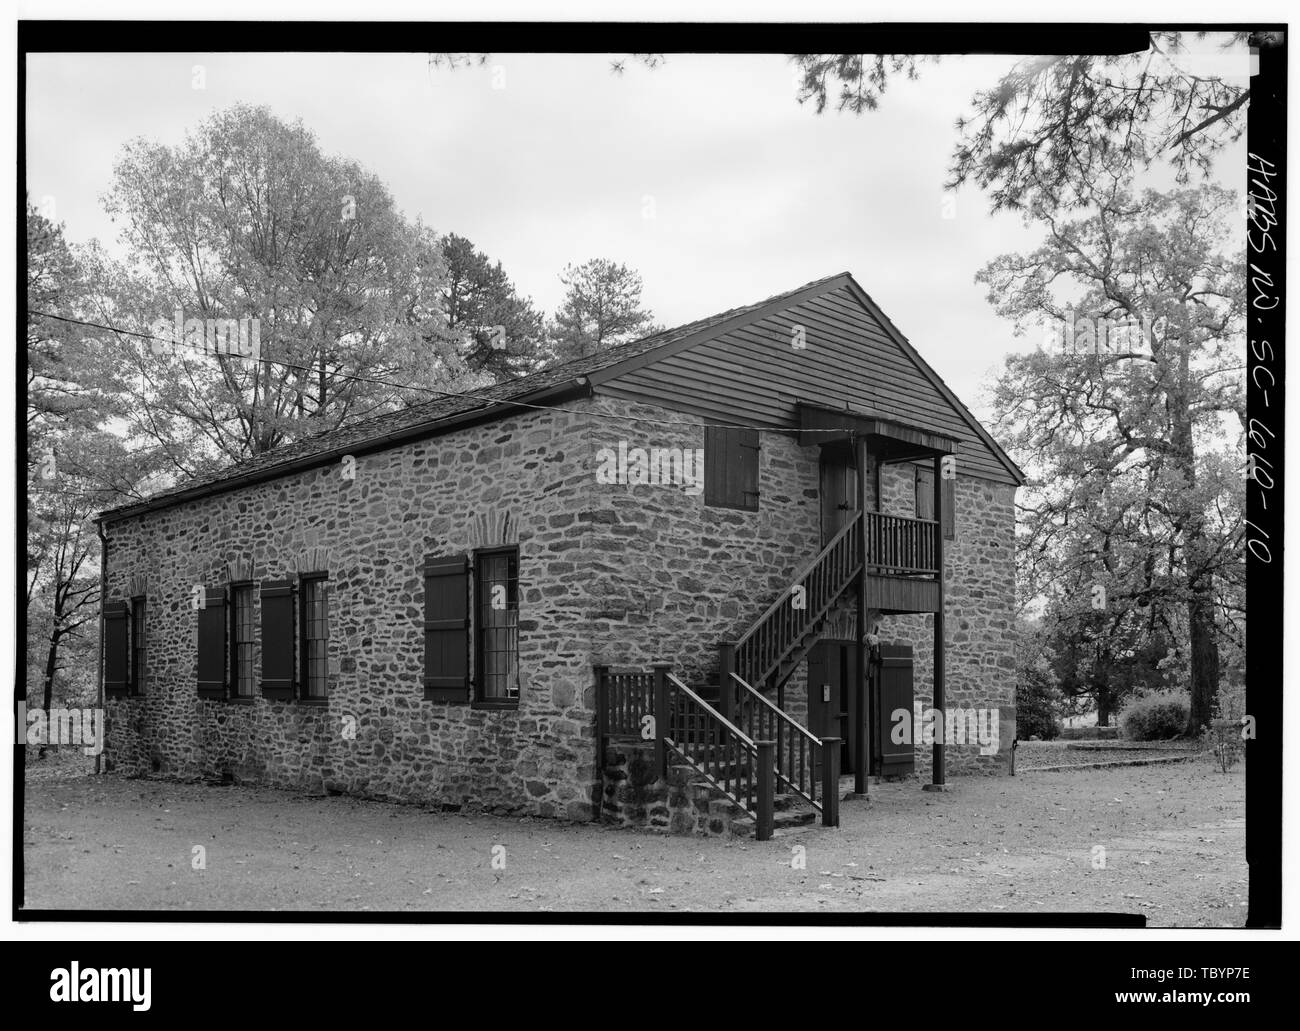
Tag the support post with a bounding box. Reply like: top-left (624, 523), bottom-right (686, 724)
top-left (717, 642), bottom-right (736, 723)
top-left (755, 740), bottom-right (775, 841)
top-left (853, 435), bottom-right (869, 797)
top-left (652, 662), bottom-right (671, 778)
top-left (930, 453), bottom-right (946, 788)
top-left (821, 737), bottom-right (842, 827)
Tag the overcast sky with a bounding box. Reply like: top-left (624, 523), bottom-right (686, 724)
top-left (26, 49), bottom-right (1245, 424)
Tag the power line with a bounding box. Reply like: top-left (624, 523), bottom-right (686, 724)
top-left (29, 308), bottom-right (846, 437)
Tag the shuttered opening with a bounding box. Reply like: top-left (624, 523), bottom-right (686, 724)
top-left (914, 465), bottom-right (955, 540)
top-left (197, 587), bottom-right (228, 699)
top-left (103, 601), bottom-right (130, 698)
top-left (260, 579), bottom-right (295, 700)
top-left (704, 425), bottom-right (760, 510)
top-left (423, 554), bottom-right (470, 702)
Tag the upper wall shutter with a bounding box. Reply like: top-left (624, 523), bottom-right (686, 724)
top-left (942, 475), bottom-right (956, 541)
top-left (103, 601), bottom-right (129, 698)
top-left (705, 425), bottom-right (759, 511)
top-left (197, 587), bottom-right (228, 700)
top-left (704, 425), bottom-right (726, 504)
top-left (915, 466), bottom-right (935, 522)
top-left (423, 554), bottom-right (470, 702)
top-left (260, 579), bottom-right (295, 700)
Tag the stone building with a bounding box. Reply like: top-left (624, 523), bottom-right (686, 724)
top-left (97, 272), bottom-right (1023, 836)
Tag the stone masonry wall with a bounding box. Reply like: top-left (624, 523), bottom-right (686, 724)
top-left (103, 401), bottom-right (608, 821)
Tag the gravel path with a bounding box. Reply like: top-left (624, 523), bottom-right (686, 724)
top-left (22, 759), bottom-right (1246, 924)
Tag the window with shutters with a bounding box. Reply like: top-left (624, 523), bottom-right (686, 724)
top-left (130, 596), bottom-right (146, 695)
top-left (704, 425), bottom-right (760, 511)
top-left (474, 547), bottom-right (519, 705)
top-left (300, 574), bottom-right (329, 699)
top-left (230, 583), bottom-right (256, 699)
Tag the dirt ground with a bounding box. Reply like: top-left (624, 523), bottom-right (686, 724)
top-left (21, 758), bottom-right (1246, 924)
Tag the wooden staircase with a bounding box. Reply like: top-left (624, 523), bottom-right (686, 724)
top-left (595, 508), bottom-right (943, 839)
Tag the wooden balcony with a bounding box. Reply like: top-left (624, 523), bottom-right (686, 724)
top-left (863, 511), bottom-right (941, 613)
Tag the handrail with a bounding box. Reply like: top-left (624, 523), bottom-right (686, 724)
top-left (734, 518), bottom-right (858, 653)
top-left (731, 515), bottom-right (863, 691)
top-left (661, 671), bottom-right (775, 839)
top-left (666, 673), bottom-right (755, 749)
top-left (730, 671), bottom-right (824, 813)
top-left (731, 671), bottom-right (821, 749)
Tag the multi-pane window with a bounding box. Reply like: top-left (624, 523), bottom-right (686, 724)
top-left (231, 584), bottom-right (256, 697)
top-left (475, 548), bottom-right (519, 702)
top-left (300, 575), bottom-right (329, 699)
top-left (130, 597), bottom-right (146, 694)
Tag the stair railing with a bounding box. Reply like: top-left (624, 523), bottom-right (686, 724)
top-left (724, 516), bottom-right (863, 700)
top-left (730, 671), bottom-right (840, 827)
top-left (657, 666), bottom-right (775, 841)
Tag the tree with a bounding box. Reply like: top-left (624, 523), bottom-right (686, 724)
top-left (548, 259), bottom-right (658, 363)
top-left (26, 202), bottom-right (152, 738)
top-left (1014, 617), bottom-right (1064, 739)
top-left (979, 185), bottom-right (1245, 735)
top-left (796, 33), bottom-right (1253, 212)
top-left (96, 103), bottom-right (469, 477)
top-left (440, 233), bottom-right (547, 380)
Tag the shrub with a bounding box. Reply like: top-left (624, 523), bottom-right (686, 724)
top-left (1118, 690), bottom-right (1190, 740)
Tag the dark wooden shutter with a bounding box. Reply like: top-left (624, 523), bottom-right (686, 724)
top-left (915, 466), bottom-right (935, 521)
top-left (704, 425), bottom-right (726, 505)
top-left (704, 425), bottom-right (759, 511)
top-left (942, 475), bottom-right (956, 541)
top-left (197, 587), bottom-right (228, 700)
top-left (103, 601), bottom-right (129, 698)
top-left (260, 579), bottom-right (295, 700)
top-left (424, 554), bottom-right (470, 702)
top-left (877, 644), bottom-right (915, 778)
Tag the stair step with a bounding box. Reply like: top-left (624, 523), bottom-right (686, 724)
top-left (729, 808), bottom-right (819, 838)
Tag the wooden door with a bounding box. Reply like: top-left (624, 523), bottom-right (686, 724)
top-left (808, 641), bottom-right (857, 779)
top-left (819, 444), bottom-right (858, 544)
top-left (874, 644), bottom-right (915, 778)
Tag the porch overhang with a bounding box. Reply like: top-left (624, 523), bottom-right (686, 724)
top-left (796, 401), bottom-right (960, 462)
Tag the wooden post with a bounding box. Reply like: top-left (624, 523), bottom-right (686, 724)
top-left (931, 453), bottom-right (946, 788)
top-left (717, 641), bottom-right (736, 723)
top-left (755, 740), bottom-right (775, 841)
top-left (593, 664), bottom-right (610, 774)
top-left (652, 662), bottom-right (671, 778)
top-left (854, 435), bottom-right (869, 797)
top-left (821, 737), bottom-right (842, 827)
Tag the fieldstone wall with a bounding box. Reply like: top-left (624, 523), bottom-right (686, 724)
top-left (103, 401), bottom-right (606, 820)
top-left (578, 397), bottom-right (823, 700)
top-left (600, 740), bottom-right (746, 836)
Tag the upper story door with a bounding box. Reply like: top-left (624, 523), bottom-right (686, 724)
top-left (819, 443), bottom-right (859, 544)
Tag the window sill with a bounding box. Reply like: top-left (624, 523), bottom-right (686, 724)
top-left (471, 700), bottom-right (520, 712)
top-left (227, 695), bottom-right (257, 705)
top-left (293, 697), bottom-right (330, 707)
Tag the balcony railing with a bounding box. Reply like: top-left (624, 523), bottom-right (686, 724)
top-left (864, 511), bottom-right (939, 577)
